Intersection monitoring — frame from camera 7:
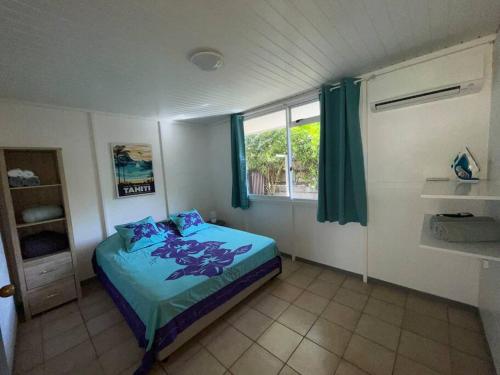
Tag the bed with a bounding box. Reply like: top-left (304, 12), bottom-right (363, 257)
top-left (92, 221), bottom-right (282, 374)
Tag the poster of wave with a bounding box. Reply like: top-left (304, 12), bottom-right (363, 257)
top-left (111, 143), bottom-right (155, 198)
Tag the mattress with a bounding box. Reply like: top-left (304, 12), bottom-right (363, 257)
top-left (94, 224), bottom-right (280, 351)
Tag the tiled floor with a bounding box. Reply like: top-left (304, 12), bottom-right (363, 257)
top-left (14, 257), bottom-right (496, 375)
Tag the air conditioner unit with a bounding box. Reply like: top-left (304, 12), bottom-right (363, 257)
top-left (370, 79), bottom-right (483, 112)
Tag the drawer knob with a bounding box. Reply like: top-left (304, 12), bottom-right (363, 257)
top-left (40, 268), bottom-right (55, 275)
top-left (0, 284), bottom-right (15, 298)
top-left (45, 292), bottom-right (60, 299)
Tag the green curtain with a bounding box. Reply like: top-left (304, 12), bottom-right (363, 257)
top-left (231, 114), bottom-right (250, 209)
top-left (317, 78), bottom-right (367, 225)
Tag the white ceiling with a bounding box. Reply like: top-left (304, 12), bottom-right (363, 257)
top-left (1, 0), bottom-right (499, 121)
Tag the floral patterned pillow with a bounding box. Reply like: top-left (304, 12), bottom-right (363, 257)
top-left (169, 209), bottom-right (209, 236)
top-left (156, 220), bottom-right (180, 238)
top-left (115, 216), bottom-right (164, 252)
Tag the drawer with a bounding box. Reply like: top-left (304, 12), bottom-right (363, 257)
top-left (24, 251), bottom-right (74, 290)
top-left (28, 277), bottom-right (77, 315)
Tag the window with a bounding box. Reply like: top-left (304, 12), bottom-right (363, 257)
top-left (244, 99), bottom-right (320, 200)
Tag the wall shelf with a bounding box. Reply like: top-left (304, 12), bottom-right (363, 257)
top-left (16, 217), bottom-right (66, 229)
top-left (10, 184), bottom-right (61, 190)
top-left (420, 215), bottom-right (500, 261)
top-left (421, 180), bottom-right (500, 200)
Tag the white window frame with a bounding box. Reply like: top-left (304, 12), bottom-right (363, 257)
top-left (244, 96), bottom-right (320, 202)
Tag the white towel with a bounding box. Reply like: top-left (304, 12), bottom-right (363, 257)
top-left (7, 168), bottom-right (24, 177)
top-left (21, 170), bottom-right (35, 178)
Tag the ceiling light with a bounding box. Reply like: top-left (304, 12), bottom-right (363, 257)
top-left (189, 49), bottom-right (224, 71)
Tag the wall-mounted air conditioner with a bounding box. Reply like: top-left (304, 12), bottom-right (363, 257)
top-left (371, 79), bottom-right (483, 112)
top-left (369, 44), bottom-right (486, 112)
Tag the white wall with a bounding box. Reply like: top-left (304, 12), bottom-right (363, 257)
top-left (481, 35), bottom-right (500, 373)
top-left (206, 41), bottom-right (494, 305)
top-left (91, 113), bottom-right (167, 235)
top-left (0, 102), bottom-right (103, 279)
top-left (0, 102), bottom-right (211, 280)
top-left (160, 120), bottom-right (214, 218)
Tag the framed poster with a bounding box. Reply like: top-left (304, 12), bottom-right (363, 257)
top-left (111, 143), bottom-right (155, 198)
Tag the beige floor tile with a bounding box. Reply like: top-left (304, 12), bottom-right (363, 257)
top-left (98, 336), bottom-right (143, 375)
top-left (206, 325), bottom-right (252, 367)
top-left (279, 365), bottom-right (299, 375)
top-left (80, 296), bottom-right (115, 322)
top-left (281, 258), bottom-right (301, 272)
top-left (43, 323), bottom-right (90, 359)
top-left (450, 349), bottom-right (496, 375)
top-left (398, 330), bottom-right (450, 374)
top-left (258, 322), bottom-right (302, 362)
top-left (167, 348), bottom-right (225, 375)
top-left (334, 288), bottom-right (368, 311)
top-left (317, 269), bottom-right (346, 286)
top-left (449, 325), bottom-right (490, 360)
top-left (198, 319), bottom-right (229, 346)
top-left (371, 285), bottom-right (407, 307)
top-left (42, 311), bottom-right (83, 340)
top-left (287, 338), bottom-right (340, 375)
top-left (72, 360), bottom-right (105, 375)
top-left (18, 316), bottom-right (42, 336)
top-left (277, 304), bottom-right (317, 335)
top-left (321, 301), bottom-right (361, 331)
top-left (342, 277), bottom-right (373, 295)
top-left (406, 294), bottom-right (448, 321)
top-left (293, 290), bottom-right (329, 315)
top-left (448, 306), bottom-right (482, 332)
top-left (79, 289), bottom-right (110, 309)
top-left (307, 279), bottom-right (339, 299)
top-left (163, 339), bottom-right (203, 372)
top-left (231, 343), bottom-right (284, 375)
top-left (335, 360), bottom-right (369, 375)
top-left (344, 334), bottom-right (396, 375)
top-left (14, 344), bottom-right (44, 373)
top-left (92, 320), bottom-right (135, 355)
top-left (363, 297), bottom-right (404, 326)
top-left (232, 308), bottom-right (273, 340)
top-left (245, 288), bottom-right (269, 307)
top-left (44, 339), bottom-right (97, 375)
top-left (355, 314), bottom-right (400, 351)
top-left (121, 362), bottom-right (165, 375)
top-left (224, 302), bottom-right (251, 324)
top-left (285, 272), bottom-right (314, 289)
top-left (393, 355), bottom-right (440, 375)
top-left (41, 302), bottom-right (79, 325)
top-left (402, 309), bottom-right (448, 345)
top-left (255, 294), bottom-right (290, 319)
top-left (16, 327), bottom-right (42, 353)
top-left (271, 282), bottom-right (303, 302)
top-left (87, 308), bottom-right (124, 337)
top-left (306, 318), bottom-right (352, 356)
top-left (295, 264), bottom-right (322, 279)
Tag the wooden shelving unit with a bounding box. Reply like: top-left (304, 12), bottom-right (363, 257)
top-left (0, 148), bottom-right (81, 319)
top-left (420, 180), bottom-right (500, 261)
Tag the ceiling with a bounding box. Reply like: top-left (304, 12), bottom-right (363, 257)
top-left (1, 0), bottom-right (499, 121)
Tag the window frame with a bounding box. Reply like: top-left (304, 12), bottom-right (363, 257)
top-left (244, 96), bottom-right (320, 203)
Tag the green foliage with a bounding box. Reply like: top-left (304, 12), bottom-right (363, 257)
top-left (245, 122), bottom-right (320, 193)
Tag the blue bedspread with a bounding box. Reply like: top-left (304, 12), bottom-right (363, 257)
top-left (95, 224), bottom-right (279, 350)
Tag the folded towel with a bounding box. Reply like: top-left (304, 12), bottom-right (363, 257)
top-left (8, 176), bottom-right (23, 187)
top-left (431, 220), bottom-right (500, 242)
top-left (22, 170), bottom-right (35, 178)
top-left (7, 168), bottom-right (24, 178)
top-left (23, 176), bottom-right (40, 186)
top-left (429, 215), bottom-right (494, 228)
top-left (22, 205), bottom-right (64, 223)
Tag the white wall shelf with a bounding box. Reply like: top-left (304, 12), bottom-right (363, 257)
top-left (420, 215), bottom-right (500, 261)
top-left (421, 180), bottom-right (500, 200)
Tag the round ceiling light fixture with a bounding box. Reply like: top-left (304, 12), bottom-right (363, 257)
top-left (189, 49), bottom-right (224, 71)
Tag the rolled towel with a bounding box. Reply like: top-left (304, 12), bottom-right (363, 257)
top-left (431, 220), bottom-right (500, 242)
top-left (22, 176), bottom-right (40, 186)
top-left (7, 168), bottom-right (24, 178)
top-left (22, 205), bottom-right (64, 223)
top-left (21, 170), bottom-right (35, 178)
top-left (8, 176), bottom-right (23, 187)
